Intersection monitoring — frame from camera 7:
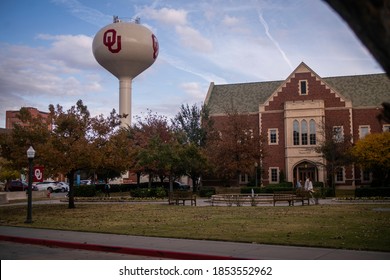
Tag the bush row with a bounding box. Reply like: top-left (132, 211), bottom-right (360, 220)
top-left (129, 187), bottom-right (167, 198)
top-left (355, 187), bottom-right (390, 197)
top-left (72, 183), bottom-right (390, 198)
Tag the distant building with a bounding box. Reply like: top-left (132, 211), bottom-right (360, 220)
top-left (204, 62), bottom-right (390, 188)
top-left (6, 107), bottom-right (51, 130)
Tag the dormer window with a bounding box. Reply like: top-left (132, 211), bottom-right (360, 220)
top-left (299, 80), bottom-right (308, 95)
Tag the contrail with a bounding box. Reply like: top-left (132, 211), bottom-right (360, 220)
top-left (258, 12), bottom-right (293, 70)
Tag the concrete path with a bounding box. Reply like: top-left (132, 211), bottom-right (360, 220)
top-left (1, 225), bottom-right (389, 260)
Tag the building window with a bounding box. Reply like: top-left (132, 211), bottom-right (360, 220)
top-left (293, 119), bottom-right (317, 146)
top-left (359, 125), bottom-right (370, 139)
top-left (239, 173), bottom-right (249, 184)
top-left (293, 120), bottom-right (300, 145)
top-left (335, 167), bottom-right (345, 183)
top-left (269, 128), bottom-right (278, 144)
top-left (361, 169), bottom-right (372, 183)
top-left (309, 119), bottom-right (316, 145)
top-left (270, 168), bottom-right (279, 183)
top-left (301, 120), bottom-right (308, 145)
top-left (333, 126), bottom-right (344, 142)
top-left (383, 125), bottom-right (390, 132)
top-left (299, 80), bottom-right (308, 95)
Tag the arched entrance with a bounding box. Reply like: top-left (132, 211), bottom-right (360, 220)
top-left (293, 161), bottom-right (318, 185)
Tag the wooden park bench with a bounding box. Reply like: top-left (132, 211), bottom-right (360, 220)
top-left (168, 191), bottom-right (197, 206)
top-left (210, 194), bottom-right (273, 206)
top-left (294, 189), bottom-right (311, 205)
top-left (273, 191), bottom-right (295, 206)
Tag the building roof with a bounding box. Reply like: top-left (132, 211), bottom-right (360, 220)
top-left (323, 74), bottom-right (390, 107)
top-left (205, 71), bottom-right (390, 115)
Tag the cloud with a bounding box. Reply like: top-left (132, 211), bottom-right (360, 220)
top-left (140, 6), bottom-right (213, 53)
top-left (0, 33), bottom-right (99, 95)
top-left (222, 15), bottom-right (240, 26)
top-left (52, 0), bottom-right (111, 26)
top-left (141, 7), bottom-right (188, 26)
top-left (180, 82), bottom-right (206, 100)
top-left (175, 25), bottom-right (213, 53)
top-left (0, 33), bottom-right (107, 125)
top-left (36, 34), bottom-right (96, 69)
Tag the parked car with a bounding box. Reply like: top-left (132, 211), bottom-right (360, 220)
top-left (173, 181), bottom-right (191, 191)
top-left (55, 182), bottom-right (69, 192)
top-left (5, 180), bottom-right (38, 192)
top-left (35, 181), bottom-right (62, 193)
top-left (80, 180), bottom-right (92, 185)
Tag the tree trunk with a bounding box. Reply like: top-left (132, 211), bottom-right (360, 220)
top-left (136, 172), bottom-right (141, 187)
top-left (67, 170), bottom-right (76, 209)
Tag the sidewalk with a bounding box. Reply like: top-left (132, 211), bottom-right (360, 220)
top-left (1, 225), bottom-right (389, 260)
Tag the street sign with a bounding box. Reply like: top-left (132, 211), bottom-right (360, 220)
top-left (33, 166), bottom-right (44, 182)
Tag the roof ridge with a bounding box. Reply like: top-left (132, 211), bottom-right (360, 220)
top-left (214, 73), bottom-right (388, 87)
top-left (323, 72), bottom-right (387, 79)
top-left (214, 80), bottom-right (283, 87)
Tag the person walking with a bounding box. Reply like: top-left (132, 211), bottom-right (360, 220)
top-left (305, 178), bottom-right (315, 204)
top-left (296, 180), bottom-right (302, 189)
top-left (104, 183), bottom-right (110, 197)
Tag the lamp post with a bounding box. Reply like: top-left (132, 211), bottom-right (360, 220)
top-left (25, 146), bottom-right (35, 224)
top-left (254, 162), bottom-right (258, 188)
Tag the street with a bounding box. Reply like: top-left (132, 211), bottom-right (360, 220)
top-left (0, 241), bottom-right (167, 260)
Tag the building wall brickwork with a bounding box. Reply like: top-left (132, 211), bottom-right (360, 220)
top-left (204, 62), bottom-right (390, 188)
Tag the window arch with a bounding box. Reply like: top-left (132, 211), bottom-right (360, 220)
top-left (301, 120), bottom-right (308, 145)
top-left (309, 119), bottom-right (316, 145)
top-left (292, 119), bottom-right (317, 146)
top-left (293, 120), bottom-right (300, 145)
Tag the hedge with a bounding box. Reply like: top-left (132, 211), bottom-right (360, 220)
top-left (199, 187), bottom-right (216, 197)
top-left (129, 187), bottom-right (167, 198)
top-left (73, 185), bottom-right (97, 197)
top-left (355, 187), bottom-right (390, 197)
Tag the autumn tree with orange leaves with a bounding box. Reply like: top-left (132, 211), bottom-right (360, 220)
top-left (205, 107), bottom-right (264, 187)
top-left (352, 132), bottom-right (390, 187)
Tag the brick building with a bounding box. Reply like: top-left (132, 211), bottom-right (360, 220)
top-left (5, 107), bottom-right (51, 130)
top-left (204, 62), bottom-right (390, 188)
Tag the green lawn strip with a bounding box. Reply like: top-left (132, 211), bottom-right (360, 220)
top-left (0, 204), bottom-right (389, 252)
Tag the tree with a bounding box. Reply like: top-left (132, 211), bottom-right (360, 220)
top-left (0, 157), bottom-right (20, 184)
top-left (0, 107), bottom-right (51, 189)
top-left (88, 110), bottom-right (132, 182)
top-left (0, 107), bottom-right (51, 173)
top-left (130, 110), bottom-right (181, 190)
top-left (178, 142), bottom-right (209, 191)
top-left (377, 102), bottom-right (390, 124)
top-left (171, 103), bottom-right (210, 146)
top-left (171, 103), bottom-right (211, 190)
top-left (351, 132), bottom-right (390, 187)
top-left (315, 122), bottom-right (354, 194)
top-left (205, 106), bottom-right (264, 187)
top-left (42, 100), bottom-right (127, 208)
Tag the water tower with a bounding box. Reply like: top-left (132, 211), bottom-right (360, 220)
top-left (92, 17), bottom-right (159, 127)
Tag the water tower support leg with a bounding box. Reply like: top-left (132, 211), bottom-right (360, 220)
top-left (119, 77), bottom-right (132, 127)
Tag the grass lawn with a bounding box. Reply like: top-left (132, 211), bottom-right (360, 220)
top-left (1, 203), bottom-right (389, 252)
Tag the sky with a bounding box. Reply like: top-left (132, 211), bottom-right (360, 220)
top-left (0, 0), bottom-right (384, 127)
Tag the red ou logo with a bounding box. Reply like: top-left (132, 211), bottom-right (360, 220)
top-left (152, 34), bottom-right (159, 59)
top-left (103, 29), bottom-right (121, 53)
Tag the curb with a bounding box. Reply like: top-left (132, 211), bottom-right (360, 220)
top-left (0, 234), bottom-right (248, 260)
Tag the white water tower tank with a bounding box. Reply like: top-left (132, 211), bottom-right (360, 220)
top-left (92, 17), bottom-right (159, 127)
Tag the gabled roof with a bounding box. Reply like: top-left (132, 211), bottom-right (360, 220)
top-left (323, 74), bottom-right (390, 107)
top-left (205, 63), bottom-right (390, 115)
top-left (205, 80), bottom-right (282, 115)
